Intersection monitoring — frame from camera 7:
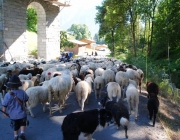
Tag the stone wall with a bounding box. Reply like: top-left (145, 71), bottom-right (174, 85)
top-left (0, 0), bottom-right (60, 61)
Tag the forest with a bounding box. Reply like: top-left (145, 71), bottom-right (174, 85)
top-left (95, 0), bottom-right (180, 101)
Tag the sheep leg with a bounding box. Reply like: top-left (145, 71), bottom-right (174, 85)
top-left (115, 118), bottom-right (120, 129)
top-left (42, 103), bottom-right (46, 112)
top-left (116, 93), bottom-right (121, 102)
top-left (99, 90), bottom-right (102, 99)
top-left (124, 125), bottom-right (128, 139)
top-left (153, 113), bottom-right (156, 127)
top-left (95, 90), bottom-right (97, 100)
top-left (149, 110), bottom-right (153, 120)
top-left (134, 101), bottom-right (139, 120)
top-left (48, 88), bottom-right (53, 116)
top-left (58, 98), bottom-right (64, 114)
top-left (81, 98), bottom-right (86, 111)
top-left (28, 107), bottom-right (35, 118)
top-left (127, 99), bottom-right (131, 115)
top-left (78, 100), bottom-right (81, 108)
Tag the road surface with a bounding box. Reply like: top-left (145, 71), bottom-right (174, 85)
top-left (0, 88), bottom-right (169, 140)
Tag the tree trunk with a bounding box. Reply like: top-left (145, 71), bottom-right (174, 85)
top-left (111, 30), bottom-right (115, 57)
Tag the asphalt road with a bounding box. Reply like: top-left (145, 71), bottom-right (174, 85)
top-left (0, 88), bottom-right (169, 140)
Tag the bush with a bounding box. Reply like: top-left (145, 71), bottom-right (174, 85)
top-left (29, 49), bottom-right (37, 59)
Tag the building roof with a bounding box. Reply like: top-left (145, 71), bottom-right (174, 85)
top-left (68, 40), bottom-right (88, 45)
top-left (80, 38), bottom-right (96, 43)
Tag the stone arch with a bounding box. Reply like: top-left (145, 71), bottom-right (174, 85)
top-left (28, 2), bottom-right (46, 59)
top-left (0, 0), bottom-right (61, 61)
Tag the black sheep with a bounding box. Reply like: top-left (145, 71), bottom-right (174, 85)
top-left (146, 82), bottom-right (159, 98)
top-left (61, 109), bottom-right (112, 140)
top-left (19, 67), bottom-right (43, 76)
top-left (147, 92), bottom-right (159, 127)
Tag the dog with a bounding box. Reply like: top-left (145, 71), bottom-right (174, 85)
top-left (61, 109), bottom-right (112, 140)
top-left (99, 95), bottom-right (129, 138)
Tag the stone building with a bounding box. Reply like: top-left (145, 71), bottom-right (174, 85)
top-left (0, 0), bottom-right (68, 61)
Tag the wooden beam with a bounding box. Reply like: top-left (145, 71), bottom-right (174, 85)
top-left (44, 0), bottom-right (70, 7)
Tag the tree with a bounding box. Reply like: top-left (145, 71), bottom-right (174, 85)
top-left (60, 31), bottom-right (74, 49)
top-left (95, 0), bottom-right (127, 56)
top-left (93, 33), bottom-right (105, 44)
top-left (26, 8), bottom-right (37, 33)
top-left (67, 24), bottom-right (91, 40)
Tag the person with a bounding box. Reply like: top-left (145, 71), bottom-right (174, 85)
top-left (95, 51), bottom-right (98, 56)
top-left (64, 53), bottom-right (70, 62)
top-left (92, 51), bottom-right (94, 56)
top-left (1, 75), bottom-right (29, 140)
top-left (59, 53), bottom-right (65, 62)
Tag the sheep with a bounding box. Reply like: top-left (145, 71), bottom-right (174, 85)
top-left (18, 73), bottom-right (32, 80)
top-left (100, 95), bottom-right (129, 138)
top-left (94, 76), bottom-right (104, 100)
top-left (31, 74), bottom-right (41, 86)
top-left (106, 82), bottom-right (121, 102)
top-left (146, 82), bottom-right (159, 98)
top-left (147, 92), bottom-right (159, 127)
top-left (26, 81), bottom-right (49, 117)
top-left (94, 68), bottom-right (104, 77)
top-left (48, 71), bottom-right (73, 116)
top-left (71, 69), bottom-right (79, 77)
top-left (75, 77), bottom-right (93, 111)
top-left (79, 65), bottom-right (89, 74)
top-left (115, 71), bottom-right (129, 98)
top-left (126, 69), bottom-right (140, 86)
top-left (102, 69), bottom-right (115, 85)
top-left (19, 80), bottom-right (34, 91)
top-left (0, 74), bottom-right (8, 98)
top-left (19, 67), bottom-right (43, 76)
top-left (137, 68), bottom-right (144, 93)
top-left (126, 79), bottom-right (139, 120)
top-left (126, 68), bottom-right (143, 93)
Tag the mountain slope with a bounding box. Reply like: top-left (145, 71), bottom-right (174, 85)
top-left (59, 0), bottom-right (103, 37)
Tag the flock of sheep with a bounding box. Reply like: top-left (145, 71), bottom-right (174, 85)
top-left (0, 56), bottom-right (160, 135)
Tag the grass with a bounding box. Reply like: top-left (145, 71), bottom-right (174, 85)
top-left (27, 31), bottom-right (37, 53)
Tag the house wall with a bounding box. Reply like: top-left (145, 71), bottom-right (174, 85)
top-left (65, 44), bottom-right (79, 55)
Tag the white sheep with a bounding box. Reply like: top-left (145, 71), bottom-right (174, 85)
top-left (75, 77), bottom-right (93, 111)
top-left (106, 82), bottom-right (121, 102)
top-left (0, 74), bottom-right (8, 98)
top-left (26, 81), bottom-right (49, 117)
top-left (115, 71), bottom-right (129, 98)
top-left (126, 69), bottom-right (141, 88)
top-left (126, 79), bottom-right (139, 120)
top-left (19, 80), bottom-right (34, 91)
top-left (71, 69), bottom-right (79, 77)
top-left (18, 73), bottom-right (32, 80)
top-left (48, 71), bottom-right (73, 116)
top-left (80, 65), bottom-right (89, 74)
top-left (137, 68), bottom-right (144, 93)
top-left (94, 68), bottom-right (104, 77)
top-left (94, 76), bottom-right (104, 100)
top-left (102, 69), bottom-right (115, 85)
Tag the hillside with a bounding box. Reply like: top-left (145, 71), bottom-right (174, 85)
top-left (59, 0), bottom-right (103, 37)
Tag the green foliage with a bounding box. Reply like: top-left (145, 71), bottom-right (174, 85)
top-left (67, 24), bottom-right (91, 40)
top-left (29, 49), bottom-right (37, 59)
top-left (60, 31), bottom-right (74, 49)
top-left (26, 8), bottom-right (37, 33)
top-left (93, 33), bottom-right (106, 44)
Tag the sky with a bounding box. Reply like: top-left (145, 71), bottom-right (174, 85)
top-left (59, 0), bottom-right (103, 38)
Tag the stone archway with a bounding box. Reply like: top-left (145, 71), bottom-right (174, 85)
top-left (0, 0), bottom-right (61, 61)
